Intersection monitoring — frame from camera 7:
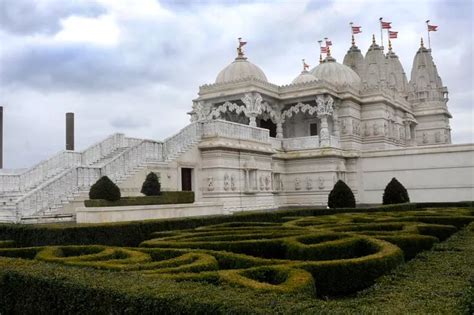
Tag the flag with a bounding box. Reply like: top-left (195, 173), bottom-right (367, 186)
top-left (389, 31), bottom-right (398, 39)
top-left (303, 61), bottom-right (310, 70)
top-left (381, 21), bottom-right (392, 29)
top-left (325, 40), bottom-right (332, 46)
top-left (320, 46), bottom-right (328, 54)
top-left (428, 24), bottom-right (438, 32)
top-left (239, 41), bottom-right (247, 47)
top-left (352, 26), bottom-right (362, 34)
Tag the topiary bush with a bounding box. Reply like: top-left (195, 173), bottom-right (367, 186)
top-left (141, 172), bottom-right (161, 196)
top-left (383, 177), bottom-right (410, 205)
top-left (328, 180), bottom-right (356, 209)
top-left (89, 176), bottom-right (121, 201)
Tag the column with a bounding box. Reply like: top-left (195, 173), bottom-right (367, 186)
top-left (249, 116), bottom-right (257, 127)
top-left (319, 116), bottom-right (330, 147)
top-left (276, 121), bottom-right (283, 138)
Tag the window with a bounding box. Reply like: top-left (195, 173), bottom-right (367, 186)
top-left (310, 123), bottom-right (318, 136)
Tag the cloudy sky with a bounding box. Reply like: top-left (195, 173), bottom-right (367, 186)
top-left (0, 0), bottom-right (472, 169)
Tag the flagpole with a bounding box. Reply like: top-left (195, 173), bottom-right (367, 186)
top-left (379, 17), bottom-right (384, 50)
top-left (350, 22), bottom-right (354, 46)
top-left (317, 40), bottom-right (323, 63)
top-left (426, 20), bottom-right (431, 50)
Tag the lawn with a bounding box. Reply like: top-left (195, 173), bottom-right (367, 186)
top-left (0, 205), bottom-right (473, 314)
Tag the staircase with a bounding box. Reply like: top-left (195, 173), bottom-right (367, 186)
top-left (0, 122), bottom-right (205, 223)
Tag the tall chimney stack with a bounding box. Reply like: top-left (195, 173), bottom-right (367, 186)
top-left (0, 106), bottom-right (3, 168)
top-left (66, 112), bottom-right (74, 151)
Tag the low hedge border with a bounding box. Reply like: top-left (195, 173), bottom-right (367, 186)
top-left (0, 202), bottom-right (471, 249)
top-left (84, 191), bottom-right (195, 207)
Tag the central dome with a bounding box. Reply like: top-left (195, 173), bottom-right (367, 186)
top-left (310, 57), bottom-right (361, 89)
top-left (216, 57), bottom-right (268, 84)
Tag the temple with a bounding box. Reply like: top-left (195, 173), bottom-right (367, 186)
top-left (0, 35), bottom-right (472, 223)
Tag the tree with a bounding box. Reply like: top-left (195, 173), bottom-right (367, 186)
top-left (383, 177), bottom-right (410, 205)
top-left (141, 172), bottom-right (161, 196)
top-left (328, 180), bottom-right (356, 208)
top-left (89, 176), bottom-right (121, 201)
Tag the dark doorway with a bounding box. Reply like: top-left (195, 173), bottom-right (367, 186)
top-left (258, 119), bottom-right (277, 137)
top-left (310, 123), bottom-right (318, 136)
top-left (181, 168), bottom-right (193, 191)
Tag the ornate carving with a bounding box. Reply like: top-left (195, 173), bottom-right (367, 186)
top-left (224, 173), bottom-right (230, 191)
top-left (341, 119), bottom-right (347, 134)
top-left (422, 132), bottom-right (428, 144)
top-left (316, 95), bottom-right (334, 117)
top-left (191, 101), bottom-right (211, 122)
top-left (231, 174), bottom-right (236, 191)
top-left (306, 177), bottom-right (313, 190)
top-left (207, 177), bottom-right (214, 191)
top-left (259, 175), bottom-right (265, 190)
top-left (281, 102), bottom-right (318, 123)
top-left (265, 176), bottom-right (271, 190)
top-left (373, 122), bottom-right (379, 135)
top-left (318, 176), bottom-right (325, 190)
top-left (208, 101), bottom-right (246, 120)
top-left (295, 178), bottom-right (301, 190)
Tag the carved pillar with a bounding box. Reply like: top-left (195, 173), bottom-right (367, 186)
top-left (248, 116), bottom-right (257, 127)
top-left (332, 109), bottom-right (340, 138)
top-left (242, 93), bottom-right (263, 128)
top-left (316, 95), bottom-right (334, 147)
top-left (319, 116), bottom-right (330, 147)
top-left (276, 121), bottom-right (283, 138)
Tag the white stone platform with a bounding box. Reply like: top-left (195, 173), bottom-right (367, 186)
top-left (76, 202), bottom-right (226, 224)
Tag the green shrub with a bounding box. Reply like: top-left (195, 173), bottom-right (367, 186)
top-left (328, 180), bottom-right (356, 209)
top-left (383, 177), bottom-right (410, 205)
top-left (89, 176), bottom-right (121, 201)
top-left (141, 172), bottom-right (161, 196)
top-left (84, 191), bottom-right (194, 207)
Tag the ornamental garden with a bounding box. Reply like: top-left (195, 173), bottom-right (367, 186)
top-left (0, 176), bottom-right (472, 313)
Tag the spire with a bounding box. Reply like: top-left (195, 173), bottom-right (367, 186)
top-left (327, 45), bottom-right (331, 57)
top-left (420, 37), bottom-right (424, 48)
top-left (351, 34), bottom-right (355, 47)
top-left (319, 53), bottom-right (323, 64)
top-left (372, 34), bottom-right (376, 45)
top-left (236, 37), bottom-right (247, 60)
top-left (388, 39), bottom-right (392, 52)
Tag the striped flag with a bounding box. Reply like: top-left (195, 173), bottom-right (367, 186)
top-left (428, 24), bottom-right (438, 32)
top-left (380, 18), bottom-right (392, 29)
top-left (320, 46), bottom-right (328, 54)
top-left (351, 26), bottom-right (362, 34)
top-left (325, 39), bottom-right (332, 46)
top-left (389, 31), bottom-right (398, 39)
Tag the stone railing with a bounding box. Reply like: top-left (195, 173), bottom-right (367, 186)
top-left (281, 136), bottom-right (320, 151)
top-left (16, 139), bottom-right (162, 218)
top-left (81, 133), bottom-right (126, 165)
top-left (0, 133), bottom-right (127, 193)
top-left (163, 122), bottom-right (203, 160)
top-left (202, 120), bottom-right (270, 143)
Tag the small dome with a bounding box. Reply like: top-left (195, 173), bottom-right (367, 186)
top-left (216, 57), bottom-right (267, 84)
top-left (310, 57), bottom-right (361, 88)
top-left (291, 70), bottom-right (318, 84)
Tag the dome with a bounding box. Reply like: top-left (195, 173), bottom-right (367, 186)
top-left (215, 57), bottom-right (268, 84)
top-left (291, 70), bottom-right (318, 84)
top-left (310, 56), bottom-right (361, 88)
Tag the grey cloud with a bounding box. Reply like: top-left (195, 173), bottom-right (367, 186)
top-left (0, 0), bottom-right (106, 35)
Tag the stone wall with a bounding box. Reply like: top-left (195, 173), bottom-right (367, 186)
top-left (359, 144), bottom-right (474, 203)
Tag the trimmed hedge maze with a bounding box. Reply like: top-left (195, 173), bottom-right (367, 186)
top-left (0, 207), bottom-right (473, 300)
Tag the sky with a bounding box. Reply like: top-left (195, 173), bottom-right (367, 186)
top-left (0, 0), bottom-right (472, 169)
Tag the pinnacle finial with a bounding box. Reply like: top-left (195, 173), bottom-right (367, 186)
top-left (302, 59), bottom-right (309, 71)
top-left (319, 53), bottom-right (323, 64)
top-left (351, 34), bottom-right (355, 47)
top-left (420, 37), bottom-right (424, 48)
top-left (388, 39), bottom-right (392, 51)
top-left (327, 45), bottom-right (331, 57)
top-left (372, 34), bottom-right (376, 45)
top-left (236, 37), bottom-right (247, 59)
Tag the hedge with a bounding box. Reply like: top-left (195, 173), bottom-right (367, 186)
top-left (0, 202), bottom-right (471, 248)
top-left (84, 191), bottom-right (195, 207)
